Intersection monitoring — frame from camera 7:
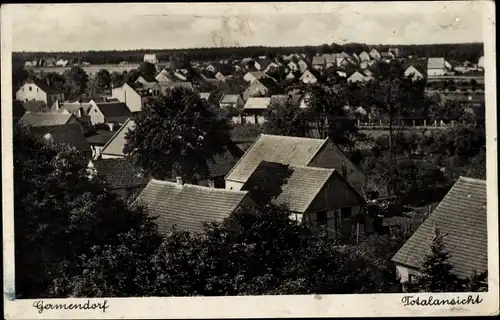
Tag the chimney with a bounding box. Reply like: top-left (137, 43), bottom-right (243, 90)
top-left (54, 100), bottom-right (60, 111)
top-left (107, 123), bottom-right (115, 131)
top-left (208, 179), bottom-right (215, 188)
top-left (176, 176), bottom-right (183, 186)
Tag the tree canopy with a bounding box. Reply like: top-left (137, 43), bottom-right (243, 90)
top-left (123, 87), bottom-right (233, 182)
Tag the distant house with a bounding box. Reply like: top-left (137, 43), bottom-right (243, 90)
top-left (86, 129), bottom-right (116, 159)
top-left (427, 57), bottom-right (452, 76)
top-left (144, 54), bottom-right (158, 64)
top-left (263, 61), bottom-right (280, 73)
top-left (243, 71), bottom-right (271, 83)
top-left (242, 77), bottom-right (278, 101)
top-left (359, 51), bottom-right (371, 62)
top-left (100, 118), bottom-right (135, 159)
top-left (133, 178), bottom-right (254, 236)
top-left (241, 161), bottom-right (365, 239)
top-left (155, 69), bottom-right (175, 84)
top-left (388, 48), bottom-right (400, 57)
top-left (312, 55), bottom-right (325, 70)
top-left (369, 48), bottom-right (381, 61)
top-left (225, 134), bottom-right (366, 194)
top-left (219, 94), bottom-right (244, 109)
top-left (404, 64), bottom-right (426, 81)
top-left (199, 92), bottom-right (212, 101)
top-left (50, 100), bottom-right (92, 126)
top-left (135, 75), bottom-right (157, 86)
top-left (380, 51), bottom-right (395, 61)
top-left (477, 56), bottom-right (484, 69)
top-left (285, 71), bottom-right (296, 80)
top-left (347, 70), bottom-right (373, 83)
top-left (87, 158), bottom-right (150, 200)
top-left (239, 58), bottom-right (253, 70)
top-left (32, 124), bottom-right (92, 163)
top-left (111, 82), bottom-right (160, 112)
top-left (287, 61), bottom-right (299, 71)
top-left (392, 177), bottom-right (487, 290)
top-left (336, 57), bottom-right (350, 68)
top-left (297, 60), bottom-right (309, 72)
top-left (55, 59), bottom-right (69, 67)
top-left (19, 112), bottom-right (83, 131)
top-left (173, 71), bottom-right (188, 81)
top-left (16, 79), bottom-right (64, 106)
top-left (88, 100), bottom-right (132, 127)
top-left (242, 97), bottom-right (271, 124)
top-left (299, 70), bottom-right (318, 84)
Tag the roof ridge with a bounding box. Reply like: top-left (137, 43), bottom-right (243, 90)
top-left (149, 178), bottom-right (249, 195)
top-left (260, 133), bottom-right (328, 142)
top-left (458, 176), bottom-right (487, 184)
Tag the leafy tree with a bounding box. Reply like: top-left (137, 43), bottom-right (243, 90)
top-left (263, 100), bottom-right (308, 137)
top-left (306, 85), bottom-right (359, 151)
top-left (124, 69), bottom-right (140, 84)
top-left (137, 62), bottom-right (157, 80)
top-left (95, 69), bottom-right (112, 91)
top-left (111, 71), bottom-right (126, 87)
top-left (63, 66), bottom-right (89, 101)
top-left (13, 123), bottom-right (162, 298)
top-left (123, 87), bottom-right (232, 182)
top-left (405, 233), bottom-right (463, 292)
top-left (42, 72), bottom-right (66, 93)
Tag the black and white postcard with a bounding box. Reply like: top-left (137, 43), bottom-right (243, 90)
top-left (2, 2), bottom-right (498, 318)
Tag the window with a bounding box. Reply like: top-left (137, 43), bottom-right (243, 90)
top-left (37, 88), bottom-right (39, 92)
top-left (341, 207), bottom-right (351, 219)
top-left (316, 211), bottom-right (327, 227)
top-left (408, 274), bottom-right (418, 283)
top-left (29, 86), bottom-right (32, 91)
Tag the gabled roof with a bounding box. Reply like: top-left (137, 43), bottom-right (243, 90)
top-left (220, 94), bottom-right (241, 104)
top-left (94, 101), bottom-right (132, 120)
top-left (51, 101), bottom-right (92, 115)
top-left (31, 124), bottom-right (91, 154)
top-left (101, 118), bottom-right (135, 157)
top-left (86, 129), bottom-right (116, 146)
top-left (28, 78), bottom-right (62, 94)
top-left (19, 112), bottom-right (75, 127)
top-left (255, 77), bottom-right (279, 91)
top-left (243, 97), bottom-right (271, 110)
top-left (427, 57), bottom-right (446, 69)
top-left (199, 92), bottom-right (211, 100)
top-left (159, 82), bottom-right (194, 91)
top-left (90, 158), bottom-right (150, 189)
top-left (242, 161), bottom-right (337, 213)
top-left (225, 134), bottom-right (329, 184)
top-left (245, 71), bottom-right (267, 80)
top-left (134, 179), bottom-right (250, 234)
top-left (392, 177), bottom-right (487, 279)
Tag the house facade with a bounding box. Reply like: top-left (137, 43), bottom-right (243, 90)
top-left (100, 118), bottom-right (135, 159)
top-left (144, 54), bottom-right (158, 64)
top-left (299, 70), bottom-right (318, 84)
top-left (404, 65), bottom-right (425, 81)
top-left (369, 48), bottom-right (381, 61)
top-left (427, 57), bottom-right (449, 76)
top-left (88, 100), bottom-right (132, 127)
top-left (359, 51), bottom-right (371, 62)
top-left (111, 82), bottom-right (156, 112)
top-left (16, 79), bottom-right (64, 106)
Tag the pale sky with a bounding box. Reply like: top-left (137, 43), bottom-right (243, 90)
top-left (5, 2), bottom-right (486, 52)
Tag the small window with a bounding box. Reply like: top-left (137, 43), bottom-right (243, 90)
top-left (316, 211), bottom-right (327, 226)
top-left (37, 88), bottom-right (39, 92)
top-left (341, 207), bottom-right (351, 219)
top-left (29, 86), bottom-right (32, 91)
top-left (408, 274), bottom-right (418, 283)
top-left (22, 88), bottom-right (24, 92)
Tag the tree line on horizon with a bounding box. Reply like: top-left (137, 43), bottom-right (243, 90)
top-left (13, 42), bottom-right (484, 65)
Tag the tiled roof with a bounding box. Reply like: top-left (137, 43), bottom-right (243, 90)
top-left (220, 94), bottom-right (241, 104)
top-left (101, 119), bottom-right (135, 157)
top-left (51, 102), bottom-right (92, 115)
top-left (244, 97), bottom-right (271, 110)
top-left (22, 100), bottom-right (48, 113)
top-left (225, 134), bottom-right (328, 184)
top-left (243, 161), bottom-right (336, 213)
top-left (85, 130), bottom-right (116, 146)
top-left (427, 57), bottom-right (446, 69)
top-left (312, 56), bottom-right (325, 65)
top-left (19, 112), bottom-right (75, 127)
top-left (246, 71), bottom-right (267, 80)
top-left (91, 158), bottom-right (150, 189)
top-left (30, 78), bottom-right (62, 94)
top-left (159, 82), bottom-right (194, 91)
top-left (31, 124), bottom-right (91, 154)
top-left (392, 177), bottom-right (487, 279)
top-left (134, 179), bottom-right (250, 235)
top-left (95, 101), bottom-right (132, 120)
